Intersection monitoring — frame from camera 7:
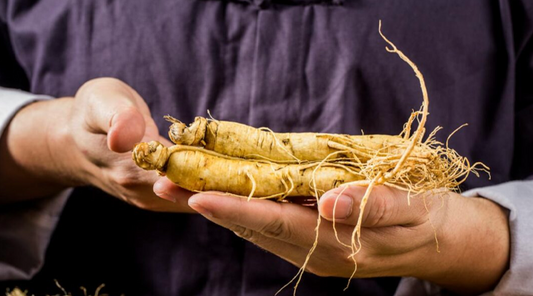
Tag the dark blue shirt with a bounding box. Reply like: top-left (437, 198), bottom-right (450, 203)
top-left (1, 0), bottom-right (532, 295)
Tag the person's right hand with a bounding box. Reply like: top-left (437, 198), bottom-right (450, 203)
top-left (0, 78), bottom-right (194, 212)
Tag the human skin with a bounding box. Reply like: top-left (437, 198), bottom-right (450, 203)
top-left (176, 177), bottom-right (509, 295)
top-left (0, 77), bottom-right (192, 212)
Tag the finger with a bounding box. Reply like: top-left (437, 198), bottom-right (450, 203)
top-left (318, 185), bottom-right (430, 227)
top-left (122, 176), bottom-right (195, 213)
top-left (196, 206), bottom-right (360, 278)
top-left (137, 192), bottom-right (197, 213)
top-left (188, 193), bottom-right (324, 245)
top-left (76, 78), bottom-right (149, 152)
top-left (108, 107), bottom-right (146, 152)
top-left (148, 186), bottom-right (196, 213)
top-left (153, 177), bottom-right (187, 203)
top-left (204, 215), bottom-right (306, 264)
top-left (189, 205), bottom-right (337, 275)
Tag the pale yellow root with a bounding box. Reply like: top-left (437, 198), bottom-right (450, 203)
top-left (133, 142), bottom-right (365, 199)
top-left (165, 115), bottom-right (433, 164)
top-left (159, 113), bottom-right (480, 196)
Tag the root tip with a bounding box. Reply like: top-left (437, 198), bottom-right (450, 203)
top-left (132, 141), bottom-right (170, 171)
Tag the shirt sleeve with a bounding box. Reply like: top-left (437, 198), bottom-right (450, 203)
top-left (394, 180), bottom-right (533, 296)
top-left (0, 87), bottom-right (70, 281)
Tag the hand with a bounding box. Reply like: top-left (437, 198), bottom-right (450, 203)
top-left (0, 78), bottom-right (193, 212)
top-left (185, 185), bottom-right (509, 294)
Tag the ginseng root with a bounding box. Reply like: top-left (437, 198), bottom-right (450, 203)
top-left (164, 115), bottom-right (432, 164)
top-left (133, 120), bottom-right (480, 198)
top-left (133, 141), bottom-right (364, 199)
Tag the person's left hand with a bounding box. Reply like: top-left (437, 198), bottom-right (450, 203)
top-left (163, 180), bottom-right (509, 295)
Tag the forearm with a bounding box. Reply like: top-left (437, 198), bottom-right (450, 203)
top-left (0, 98), bottom-right (82, 203)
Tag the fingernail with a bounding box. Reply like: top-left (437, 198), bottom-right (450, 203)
top-left (321, 194), bottom-right (353, 220)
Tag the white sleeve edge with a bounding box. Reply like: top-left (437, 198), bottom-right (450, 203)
top-left (0, 86), bottom-right (52, 133)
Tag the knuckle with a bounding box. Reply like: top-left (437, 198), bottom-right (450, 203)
top-left (76, 78), bottom-right (126, 100)
top-left (76, 78), bottom-right (104, 98)
top-left (256, 205), bottom-right (292, 240)
top-left (113, 174), bottom-right (136, 188)
top-left (83, 77), bottom-right (122, 89)
top-left (259, 217), bottom-right (291, 240)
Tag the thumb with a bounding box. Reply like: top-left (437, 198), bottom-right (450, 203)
top-left (318, 185), bottom-right (427, 227)
top-left (107, 107), bottom-right (146, 152)
top-left (77, 78), bottom-right (148, 152)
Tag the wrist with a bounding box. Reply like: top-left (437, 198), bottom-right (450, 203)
top-left (413, 194), bottom-right (509, 294)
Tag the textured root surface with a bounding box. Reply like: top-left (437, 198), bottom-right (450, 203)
top-left (132, 124), bottom-right (485, 199)
top-left (164, 145), bottom-right (365, 199)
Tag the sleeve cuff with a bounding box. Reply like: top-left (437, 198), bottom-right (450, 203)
top-left (0, 86), bottom-right (52, 133)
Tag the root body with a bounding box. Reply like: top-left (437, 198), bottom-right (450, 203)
top-left (166, 115), bottom-right (430, 164)
top-left (166, 146), bottom-right (364, 198)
